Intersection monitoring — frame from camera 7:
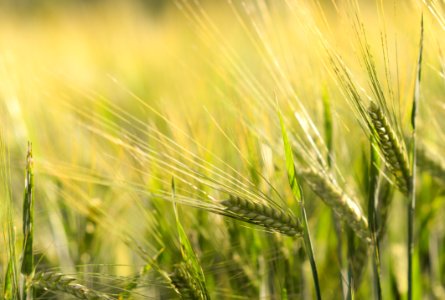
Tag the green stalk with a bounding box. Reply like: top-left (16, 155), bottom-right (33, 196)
top-left (1, 133), bottom-right (19, 300)
top-left (407, 111), bottom-right (416, 300)
top-left (301, 202), bottom-right (321, 300)
top-left (408, 15), bottom-right (423, 300)
top-left (279, 110), bottom-right (321, 300)
top-left (368, 138), bottom-right (382, 300)
top-left (322, 88), bottom-right (346, 297)
top-left (346, 228), bottom-right (354, 300)
top-left (21, 143), bottom-right (34, 300)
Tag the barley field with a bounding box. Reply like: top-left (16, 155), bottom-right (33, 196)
top-left (0, 0), bottom-right (444, 299)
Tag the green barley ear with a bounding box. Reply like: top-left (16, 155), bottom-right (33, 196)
top-left (170, 262), bottom-right (208, 300)
top-left (221, 197), bottom-right (303, 237)
top-left (32, 272), bottom-right (113, 300)
top-left (299, 169), bottom-right (369, 242)
top-left (21, 142), bottom-right (34, 300)
top-left (368, 103), bottom-right (411, 195)
top-left (172, 178), bottom-right (209, 300)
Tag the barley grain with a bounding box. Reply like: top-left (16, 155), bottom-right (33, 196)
top-left (221, 197), bottom-right (303, 237)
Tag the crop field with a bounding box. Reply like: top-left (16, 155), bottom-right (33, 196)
top-left (0, 0), bottom-right (444, 299)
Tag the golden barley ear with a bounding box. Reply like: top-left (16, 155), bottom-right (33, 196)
top-left (299, 169), bottom-right (370, 242)
top-left (221, 197), bottom-right (303, 237)
top-left (368, 103), bottom-right (411, 195)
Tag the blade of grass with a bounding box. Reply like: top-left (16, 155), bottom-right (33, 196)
top-left (1, 132), bottom-right (18, 300)
top-left (4, 225), bottom-right (18, 300)
top-left (322, 86), bottom-right (333, 169)
top-left (322, 87), bottom-right (346, 297)
top-left (408, 14), bottom-right (423, 300)
top-left (346, 228), bottom-right (354, 300)
top-left (369, 137), bottom-right (382, 300)
top-left (278, 109), bottom-right (321, 300)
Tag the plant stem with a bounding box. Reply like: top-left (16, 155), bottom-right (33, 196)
top-left (407, 159), bottom-right (415, 300)
top-left (408, 14), bottom-right (423, 300)
top-left (21, 143), bottom-right (34, 300)
top-left (369, 140), bottom-right (382, 300)
top-left (301, 202), bottom-right (321, 300)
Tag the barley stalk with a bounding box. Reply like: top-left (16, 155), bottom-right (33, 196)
top-left (221, 197), bottom-right (303, 237)
top-left (407, 17), bottom-right (423, 300)
top-left (368, 102), bottom-right (411, 195)
top-left (32, 272), bottom-right (114, 300)
top-left (299, 169), bottom-right (369, 242)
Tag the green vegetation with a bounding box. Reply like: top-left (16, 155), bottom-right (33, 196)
top-left (0, 0), bottom-right (444, 299)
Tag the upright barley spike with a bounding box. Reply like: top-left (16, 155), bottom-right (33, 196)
top-left (21, 142), bottom-right (34, 300)
top-left (170, 263), bottom-right (209, 300)
top-left (221, 197), bottom-right (303, 237)
top-left (368, 102), bottom-right (411, 195)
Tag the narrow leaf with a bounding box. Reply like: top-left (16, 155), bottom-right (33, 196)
top-left (411, 14), bottom-right (423, 130)
top-left (278, 110), bottom-right (302, 201)
top-left (322, 86), bottom-right (333, 168)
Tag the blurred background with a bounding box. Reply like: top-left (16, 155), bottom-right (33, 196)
top-left (0, 0), bottom-right (443, 298)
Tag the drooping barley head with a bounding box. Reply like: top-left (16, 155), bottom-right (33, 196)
top-left (221, 197), bottom-right (303, 237)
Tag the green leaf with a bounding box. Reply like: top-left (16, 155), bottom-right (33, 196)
top-left (4, 260), bottom-right (15, 300)
top-left (278, 110), bottom-right (302, 201)
top-left (322, 86), bottom-right (333, 168)
top-left (411, 14), bottom-right (423, 130)
top-left (278, 109), bottom-right (321, 300)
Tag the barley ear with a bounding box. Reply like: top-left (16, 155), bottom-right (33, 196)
top-left (32, 272), bottom-right (114, 300)
top-left (368, 103), bottom-right (411, 195)
top-left (299, 169), bottom-right (369, 242)
top-left (221, 197), bottom-right (303, 237)
top-left (169, 262), bottom-right (209, 300)
top-left (21, 142), bottom-right (34, 300)
top-left (172, 177), bottom-right (210, 300)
